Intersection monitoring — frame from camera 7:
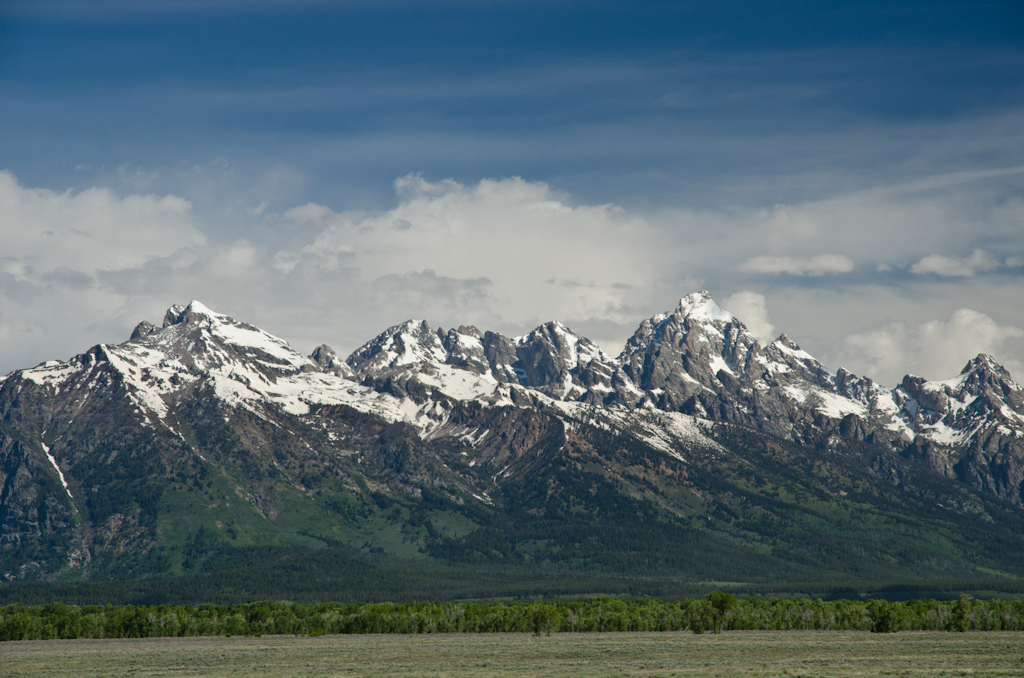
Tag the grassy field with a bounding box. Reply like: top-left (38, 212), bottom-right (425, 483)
top-left (2, 631), bottom-right (1023, 678)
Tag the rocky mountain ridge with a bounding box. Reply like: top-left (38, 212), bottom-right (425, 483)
top-left (326, 291), bottom-right (1024, 505)
top-left (7, 293), bottom-right (1024, 503)
top-left (2, 292), bottom-right (1023, 584)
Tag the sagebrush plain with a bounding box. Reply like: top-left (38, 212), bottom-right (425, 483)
top-left (3, 630), bottom-right (1023, 678)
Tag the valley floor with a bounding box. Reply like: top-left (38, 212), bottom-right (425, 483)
top-left (1, 630), bottom-right (1022, 678)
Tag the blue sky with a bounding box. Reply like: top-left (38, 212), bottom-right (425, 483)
top-left (2, 0), bottom-right (1023, 385)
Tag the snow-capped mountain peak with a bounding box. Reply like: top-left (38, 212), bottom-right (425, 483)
top-left (511, 320), bottom-right (618, 399)
top-left (309, 344), bottom-right (354, 377)
top-left (144, 300), bottom-right (313, 375)
top-left (345, 319), bottom-right (449, 376)
top-left (761, 333), bottom-right (834, 389)
top-left (675, 290), bottom-right (737, 324)
top-left (344, 316), bottom-right (622, 403)
top-left (515, 321), bottom-right (613, 372)
top-left (15, 302), bottom-right (314, 429)
top-left (160, 299), bottom-right (229, 329)
top-left (891, 354), bottom-right (1024, 449)
top-left (618, 291), bottom-right (763, 406)
top-left (959, 353), bottom-right (1019, 393)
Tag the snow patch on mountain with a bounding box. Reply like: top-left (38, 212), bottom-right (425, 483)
top-left (771, 339), bottom-right (816, 362)
top-left (41, 442), bottom-right (72, 499)
top-left (814, 390), bottom-right (868, 419)
top-left (21, 361), bottom-right (84, 393)
top-left (709, 354), bottom-right (734, 377)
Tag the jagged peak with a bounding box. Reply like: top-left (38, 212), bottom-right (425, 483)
top-left (397, 318), bottom-right (431, 331)
top-left (620, 291), bottom-right (749, 360)
top-left (769, 333), bottom-right (816, 360)
top-left (162, 304), bottom-right (187, 328)
top-left (517, 319), bottom-right (578, 343)
top-left (392, 319), bottom-right (439, 343)
top-left (310, 344), bottom-right (339, 364)
top-left (393, 319), bottom-right (441, 346)
top-left (438, 326), bottom-right (490, 356)
top-left (309, 343), bottom-right (353, 376)
top-left (346, 318), bottom-right (447, 373)
top-left (516, 320), bottom-right (611, 363)
top-left (351, 319), bottom-right (437, 350)
top-left (186, 299), bottom-right (216, 315)
top-left (961, 353), bottom-right (1011, 379)
top-left (899, 354), bottom-right (1017, 398)
top-left (146, 301), bottom-right (308, 373)
top-left (130, 320), bottom-right (157, 340)
top-left (675, 291), bottom-right (735, 324)
top-left (161, 300), bottom-right (227, 329)
top-left (835, 365), bottom-right (876, 386)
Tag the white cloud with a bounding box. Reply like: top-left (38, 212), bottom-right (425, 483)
top-left (910, 249), bottom-right (1000, 277)
top-left (2, 167), bottom-right (1024, 390)
top-left (827, 309), bottom-right (1024, 386)
top-left (738, 254), bottom-right (855, 276)
top-left (0, 171), bottom-right (206, 371)
top-left (686, 170), bottom-right (1024, 283)
top-left (274, 174), bottom-right (659, 342)
top-left (0, 170), bottom-right (203, 278)
top-left (722, 291), bottom-right (776, 344)
top-left (0, 172), bottom-right (665, 372)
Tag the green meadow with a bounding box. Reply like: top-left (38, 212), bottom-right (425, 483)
top-left (3, 631), bottom-right (1023, 678)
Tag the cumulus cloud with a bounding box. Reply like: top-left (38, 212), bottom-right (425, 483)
top-left (273, 174), bottom-right (659, 340)
top-left (0, 172), bottom-right (667, 372)
top-left (698, 169), bottom-right (1024, 282)
top-left (738, 254), bottom-right (854, 276)
top-left (0, 171), bottom-right (206, 371)
top-left (0, 170), bottom-right (204, 279)
top-left (2, 167), bottom-right (1024, 388)
top-left (722, 291), bottom-right (776, 344)
top-left (826, 309), bottom-right (1024, 386)
top-left (910, 249), bottom-right (1000, 277)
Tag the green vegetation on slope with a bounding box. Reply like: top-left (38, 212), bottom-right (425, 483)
top-left (8, 388), bottom-right (1024, 592)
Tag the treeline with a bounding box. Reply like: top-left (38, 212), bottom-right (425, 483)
top-left (3, 594), bottom-right (1023, 641)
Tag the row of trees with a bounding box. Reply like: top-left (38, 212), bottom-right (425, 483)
top-left (2, 594), bottom-right (1021, 641)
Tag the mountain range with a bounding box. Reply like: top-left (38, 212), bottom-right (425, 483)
top-left (2, 292), bottom-right (1024, 597)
